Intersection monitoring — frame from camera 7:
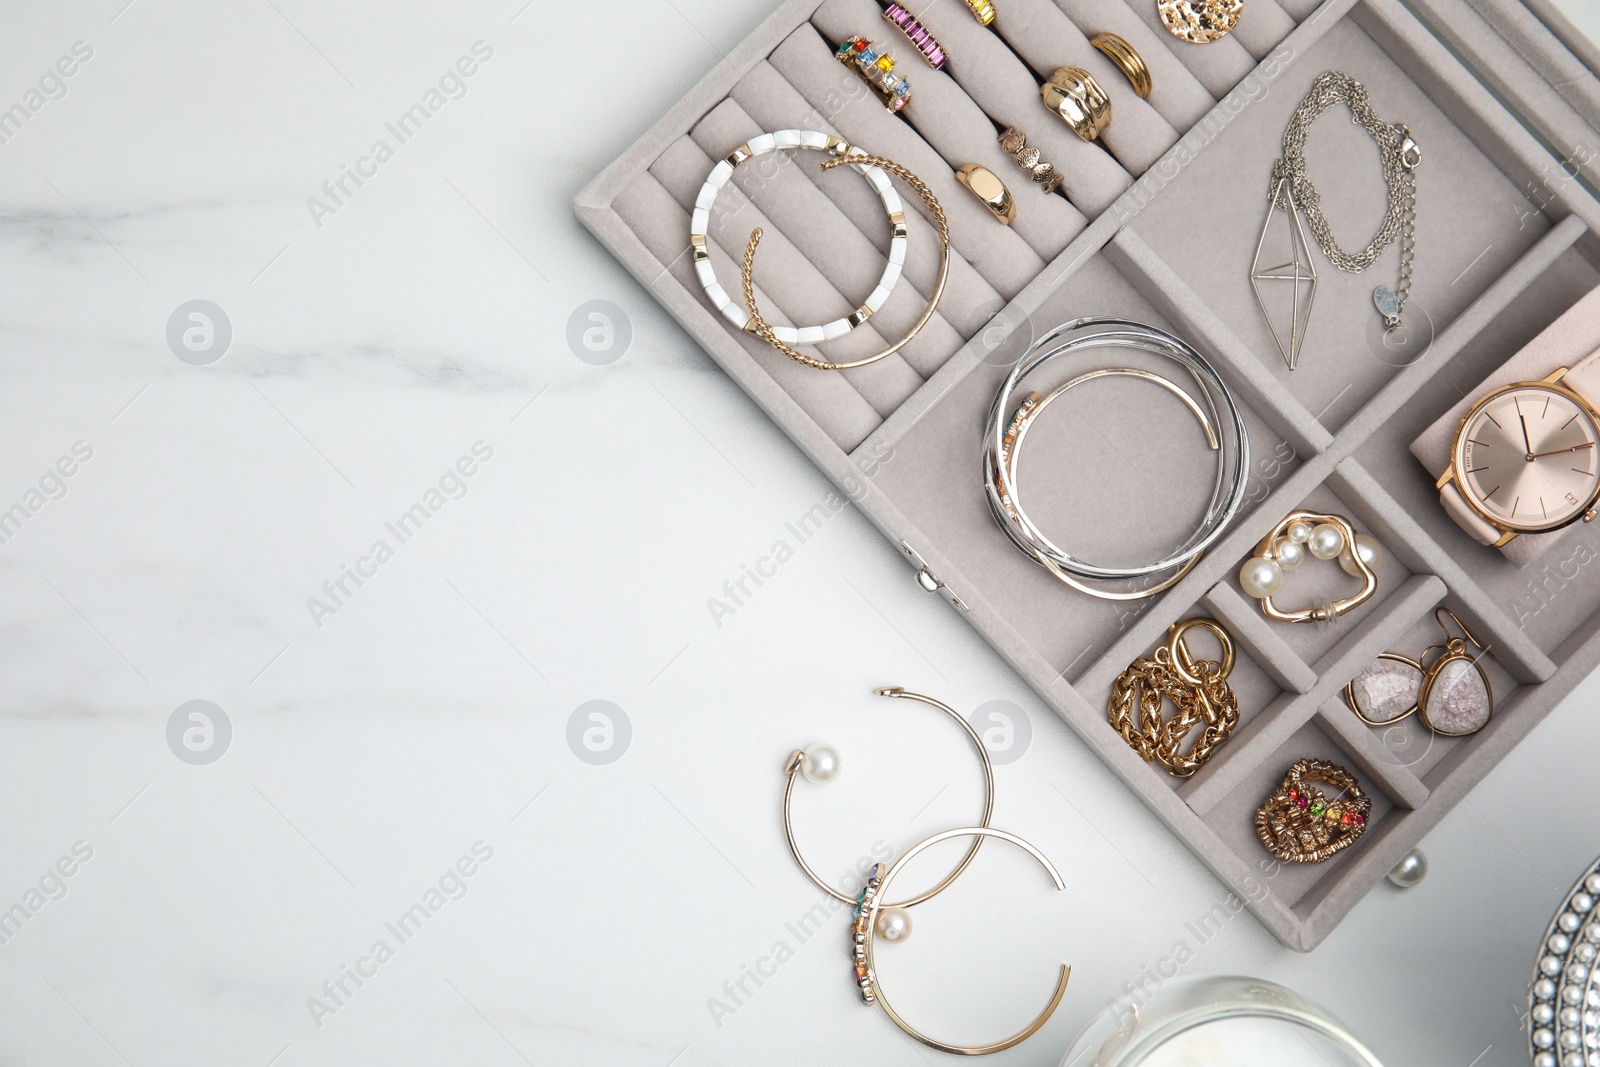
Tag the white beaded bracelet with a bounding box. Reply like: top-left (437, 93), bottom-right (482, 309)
top-left (689, 130), bottom-right (907, 346)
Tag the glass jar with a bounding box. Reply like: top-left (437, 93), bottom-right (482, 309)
top-left (1061, 975), bottom-right (1386, 1067)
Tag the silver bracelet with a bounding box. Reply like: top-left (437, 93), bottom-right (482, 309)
top-left (981, 318), bottom-right (1251, 601)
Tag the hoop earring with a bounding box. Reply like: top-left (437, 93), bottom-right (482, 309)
top-left (854, 827), bottom-right (1071, 1054)
top-left (782, 687), bottom-right (995, 909)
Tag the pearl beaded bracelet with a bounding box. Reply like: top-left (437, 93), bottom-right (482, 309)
top-left (1239, 510), bottom-right (1384, 623)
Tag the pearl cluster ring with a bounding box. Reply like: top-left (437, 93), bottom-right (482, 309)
top-left (1239, 510), bottom-right (1383, 623)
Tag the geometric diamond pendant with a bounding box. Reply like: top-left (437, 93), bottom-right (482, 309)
top-left (1249, 177), bottom-right (1318, 371)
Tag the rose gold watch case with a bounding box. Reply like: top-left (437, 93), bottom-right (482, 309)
top-left (1439, 368), bottom-right (1600, 536)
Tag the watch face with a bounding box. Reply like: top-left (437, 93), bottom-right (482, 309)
top-left (1455, 384), bottom-right (1600, 531)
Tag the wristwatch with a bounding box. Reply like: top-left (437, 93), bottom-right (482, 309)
top-left (1438, 346), bottom-right (1600, 546)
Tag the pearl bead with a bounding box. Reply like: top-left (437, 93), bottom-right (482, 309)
top-left (1536, 1028), bottom-right (1556, 1049)
top-left (1573, 893), bottom-right (1595, 912)
top-left (801, 744), bottom-right (840, 783)
top-left (1561, 912), bottom-right (1583, 933)
top-left (1338, 534), bottom-right (1385, 576)
top-left (1586, 873), bottom-right (1600, 894)
top-left (1272, 537), bottom-right (1306, 571)
top-left (1561, 1031), bottom-right (1581, 1051)
top-left (1387, 848), bottom-right (1427, 888)
top-left (1562, 1006), bottom-right (1582, 1027)
top-left (1551, 933), bottom-right (1573, 955)
top-left (1239, 556), bottom-right (1283, 598)
top-left (1286, 519), bottom-right (1314, 543)
top-left (874, 906), bottom-right (912, 943)
top-left (1309, 523), bottom-right (1346, 560)
top-left (1536, 979), bottom-right (1559, 999)
top-left (1543, 956), bottom-right (1565, 976)
top-left (1534, 1054), bottom-right (1557, 1067)
top-left (1534, 1004), bottom-right (1556, 1025)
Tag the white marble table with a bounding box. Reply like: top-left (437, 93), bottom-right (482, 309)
top-left (0, 2), bottom-right (1596, 1065)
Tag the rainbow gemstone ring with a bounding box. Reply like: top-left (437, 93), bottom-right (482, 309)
top-left (836, 36), bottom-right (911, 114)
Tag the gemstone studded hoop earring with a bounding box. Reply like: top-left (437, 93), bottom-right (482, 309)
top-left (853, 827), bottom-right (1071, 1054)
top-left (783, 687), bottom-right (995, 912)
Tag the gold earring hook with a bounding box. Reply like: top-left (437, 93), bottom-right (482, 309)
top-left (1435, 606), bottom-right (1495, 661)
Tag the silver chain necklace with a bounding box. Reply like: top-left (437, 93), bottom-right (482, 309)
top-left (1249, 71), bottom-right (1420, 370)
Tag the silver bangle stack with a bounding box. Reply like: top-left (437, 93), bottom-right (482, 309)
top-left (982, 318), bottom-right (1251, 600)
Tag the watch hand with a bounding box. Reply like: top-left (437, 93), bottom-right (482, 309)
top-left (1520, 411), bottom-right (1534, 458)
top-left (1529, 443), bottom-right (1595, 460)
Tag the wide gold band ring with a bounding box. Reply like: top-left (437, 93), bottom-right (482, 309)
top-left (1091, 32), bottom-right (1152, 98)
top-left (955, 163), bottom-right (1016, 225)
top-left (1042, 66), bottom-right (1112, 142)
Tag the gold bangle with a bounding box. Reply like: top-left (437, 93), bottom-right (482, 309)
top-left (955, 163), bottom-right (1016, 224)
top-left (962, 0), bottom-right (997, 26)
top-left (740, 152), bottom-right (949, 370)
top-left (1090, 32), bottom-right (1152, 98)
top-left (1041, 66), bottom-right (1112, 142)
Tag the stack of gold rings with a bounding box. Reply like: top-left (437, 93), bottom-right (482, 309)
top-left (782, 687), bottom-right (1071, 1054)
top-left (1255, 758), bottom-right (1370, 863)
top-left (1091, 32), bottom-right (1152, 98)
top-left (1042, 66), bottom-right (1112, 142)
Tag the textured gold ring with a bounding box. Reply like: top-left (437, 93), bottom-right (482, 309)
top-left (1041, 67), bottom-right (1112, 142)
top-left (962, 0), bottom-right (997, 26)
top-left (1091, 33), bottom-right (1152, 98)
top-left (955, 163), bottom-right (1016, 225)
top-left (997, 126), bottom-right (1063, 195)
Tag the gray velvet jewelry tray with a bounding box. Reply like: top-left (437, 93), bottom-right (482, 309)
top-left (574, 0), bottom-right (1600, 950)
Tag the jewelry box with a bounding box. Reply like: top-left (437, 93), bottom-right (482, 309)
top-left (574, 0), bottom-right (1600, 950)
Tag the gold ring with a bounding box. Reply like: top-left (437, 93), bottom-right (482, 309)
top-left (962, 0), bottom-right (997, 26)
top-left (955, 163), bottom-right (1016, 225)
top-left (1041, 67), bottom-right (1112, 142)
top-left (1090, 32), bottom-right (1152, 98)
top-left (1158, 0), bottom-right (1242, 44)
top-left (997, 126), bottom-right (1063, 195)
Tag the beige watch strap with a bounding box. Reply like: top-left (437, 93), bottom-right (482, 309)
top-left (1558, 344), bottom-right (1600, 407)
top-left (1440, 481), bottom-right (1501, 545)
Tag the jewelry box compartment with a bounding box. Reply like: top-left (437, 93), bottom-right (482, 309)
top-left (574, 0), bottom-right (1600, 951)
top-left (1122, 0), bottom-right (1573, 436)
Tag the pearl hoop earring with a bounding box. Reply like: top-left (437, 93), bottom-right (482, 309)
top-left (1240, 510), bottom-right (1384, 623)
top-left (782, 687), bottom-right (995, 916)
top-left (854, 827), bottom-right (1071, 1054)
